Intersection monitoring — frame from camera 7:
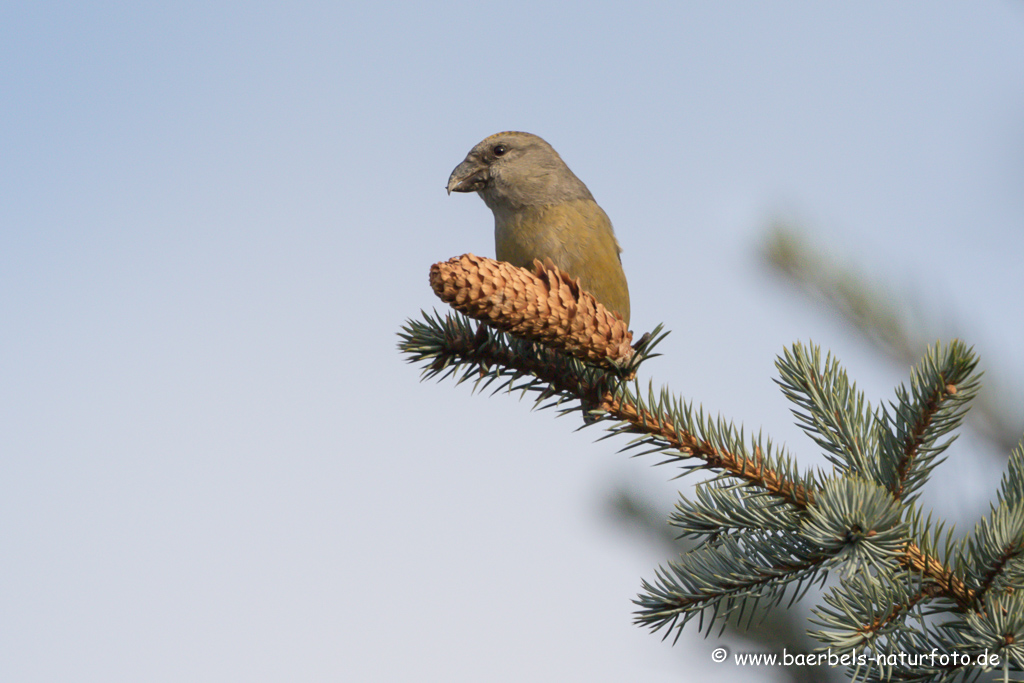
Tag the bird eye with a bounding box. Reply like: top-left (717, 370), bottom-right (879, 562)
top-left (492, 144), bottom-right (507, 157)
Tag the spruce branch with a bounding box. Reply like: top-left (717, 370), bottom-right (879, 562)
top-left (775, 343), bottom-right (879, 480)
top-left (998, 441), bottom-right (1024, 509)
top-left (877, 340), bottom-right (980, 503)
top-left (958, 446), bottom-right (1024, 604)
top-left (400, 254), bottom-right (1023, 681)
top-left (399, 317), bottom-right (976, 605)
top-left (810, 569), bottom-right (914, 651)
top-left (669, 477), bottom-right (805, 538)
top-left (634, 532), bottom-right (832, 640)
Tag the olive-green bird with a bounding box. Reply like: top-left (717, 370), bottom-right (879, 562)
top-left (446, 131), bottom-right (630, 326)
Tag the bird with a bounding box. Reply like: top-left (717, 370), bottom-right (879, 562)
top-left (446, 131), bottom-right (630, 326)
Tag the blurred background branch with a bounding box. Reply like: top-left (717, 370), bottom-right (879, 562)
top-left (762, 222), bottom-right (1023, 455)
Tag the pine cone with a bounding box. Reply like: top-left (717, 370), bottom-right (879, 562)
top-left (429, 254), bottom-right (633, 366)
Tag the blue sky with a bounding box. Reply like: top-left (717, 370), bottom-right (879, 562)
top-left (3, 2), bottom-right (1023, 681)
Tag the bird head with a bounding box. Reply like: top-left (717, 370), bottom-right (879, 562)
top-left (446, 131), bottom-right (593, 211)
